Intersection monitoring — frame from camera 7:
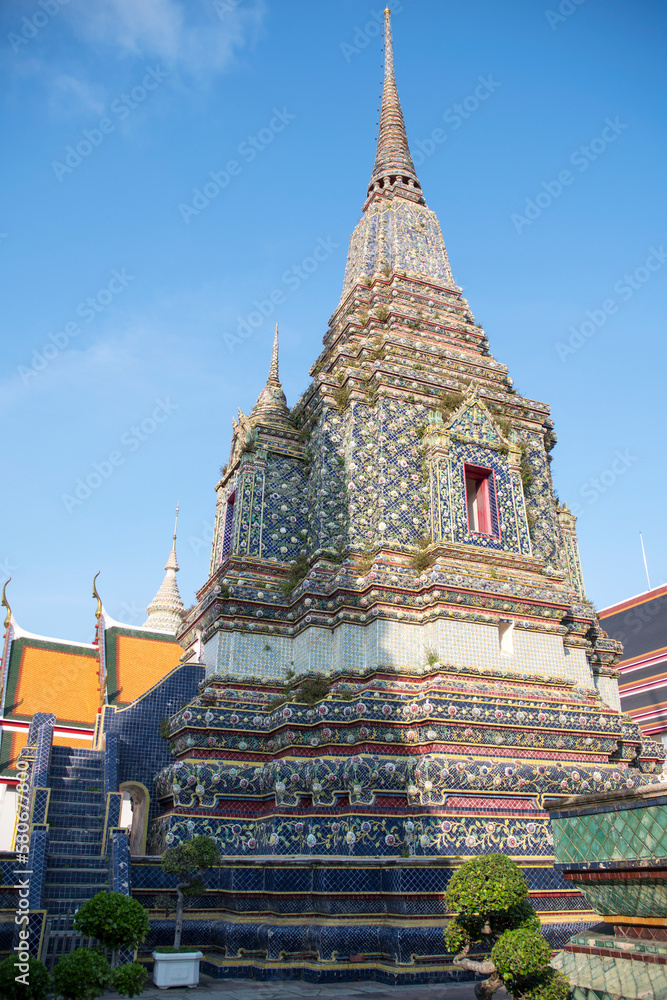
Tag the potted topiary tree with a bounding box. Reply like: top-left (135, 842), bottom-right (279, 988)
top-left (444, 853), bottom-right (570, 1000)
top-left (152, 834), bottom-right (221, 988)
top-left (73, 890), bottom-right (149, 969)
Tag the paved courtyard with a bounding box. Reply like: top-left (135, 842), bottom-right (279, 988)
top-left (106, 975), bottom-right (491, 1000)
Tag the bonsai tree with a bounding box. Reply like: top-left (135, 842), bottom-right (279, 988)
top-left (73, 890), bottom-right (149, 967)
top-left (0, 954), bottom-right (50, 1000)
top-left (444, 854), bottom-right (570, 1000)
top-left (161, 834), bottom-right (221, 949)
top-left (51, 949), bottom-right (110, 1000)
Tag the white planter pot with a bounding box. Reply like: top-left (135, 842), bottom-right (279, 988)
top-left (152, 951), bottom-right (203, 989)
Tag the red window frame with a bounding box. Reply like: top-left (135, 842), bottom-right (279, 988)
top-left (464, 464), bottom-right (495, 536)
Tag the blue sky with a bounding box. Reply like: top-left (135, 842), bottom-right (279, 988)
top-left (1, 0), bottom-right (666, 643)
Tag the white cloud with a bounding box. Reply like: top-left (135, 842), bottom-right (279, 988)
top-left (48, 73), bottom-right (106, 117)
top-left (62, 0), bottom-right (266, 79)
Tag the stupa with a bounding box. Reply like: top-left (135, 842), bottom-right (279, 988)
top-left (140, 8), bottom-right (664, 975)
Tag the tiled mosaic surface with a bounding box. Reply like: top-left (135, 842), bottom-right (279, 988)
top-left (342, 198), bottom-right (454, 294)
top-left (551, 794), bottom-right (667, 865)
top-left (549, 785), bottom-right (667, 997)
top-left (149, 661), bottom-right (663, 859)
top-left (554, 938), bottom-right (667, 1000)
top-left (570, 879), bottom-right (667, 918)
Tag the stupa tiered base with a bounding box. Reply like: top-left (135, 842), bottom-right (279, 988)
top-left (140, 658), bottom-right (663, 974)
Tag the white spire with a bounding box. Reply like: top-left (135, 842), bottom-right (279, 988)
top-left (143, 505), bottom-right (186, 634)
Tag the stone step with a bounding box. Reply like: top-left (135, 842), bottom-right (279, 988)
top-left (47, 777), bottom-right (104, 792)
top-left (49, 765), bottom-right (103, 780)
top-left (48, 843), bottom-right (104, 857)
top-left (45, 882), bottom-right (109, 900)
top-left (45, 899), bottom-right (99, 915)
top-left (47, 828), bottom-right (104, 844)
top-left (47, 858), bottom-right (108, 870)
top-left (48, 792), bottom-right (105, 808)
top-left (48, 816), bottom-right (104, 833)
top-left (51, 747), bottom-right (102, 760)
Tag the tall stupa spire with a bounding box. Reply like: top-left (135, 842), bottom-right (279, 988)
top-left (143, 505), bottom-right (186, 634)
top-left (250, 324), bottom-right (293, 429)
top-left (365, 7), bottom-right (423, 209)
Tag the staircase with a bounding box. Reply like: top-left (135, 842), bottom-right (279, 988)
top-left (44, 746), bottom-right (110, 915)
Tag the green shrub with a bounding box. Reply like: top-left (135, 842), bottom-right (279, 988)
top-left (515, 968), bottom-right (571, 1000)
top-left (151, 946), bottom-right (201, 953)
top-left (492, 928), bottom-right (551, 983)
top-left (52, 949), bottom-right (110, 1000)
top-left (0, 954), bottom-right (50, 1000)
top-left (111, 962), bottom-right (147, 998)
top-left (73, 890), bottom-right (149, 954)
top-left (444, 854), bottom-right (558, 999)
top-left (445, 853), bottom-right (528, 916)
top-left (162, 835), bottom-right (221, 949)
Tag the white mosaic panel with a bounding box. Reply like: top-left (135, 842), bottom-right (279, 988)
top-left (595, 674), bottom-right (621, 712)
top-left (203, 615), bottom-right (598, 692)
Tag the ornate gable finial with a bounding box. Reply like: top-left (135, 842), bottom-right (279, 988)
top-left (364, 8), bottom-right (424, 209)
top-left (1, 578), bottom-right (11, 630)
top-left (92, 571), bottom-right (102, 621)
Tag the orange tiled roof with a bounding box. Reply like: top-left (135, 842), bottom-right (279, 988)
top-left (107, 630), bottom-right (181, 705)
top-left (5, 641), bottom-right (99, 726)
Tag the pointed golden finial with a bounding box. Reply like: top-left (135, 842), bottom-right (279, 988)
top-left (172, 503), bottom-right (179, 552)
top-left (1, 578), bottom-right (11, 630)
top-left (92, 571), bottom-right (102, 621)
top-left (269, 324), bottom-right (280, 382)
